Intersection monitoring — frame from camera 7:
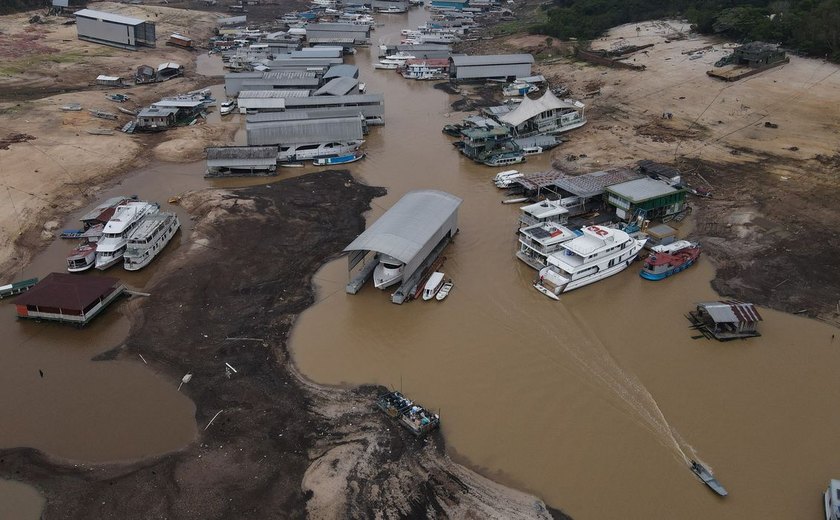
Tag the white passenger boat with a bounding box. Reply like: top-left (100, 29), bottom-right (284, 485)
top-left (422, 272), bottom-right (445, 300)
top-left (493, 169), bottom-right (523, 188)
top-left (373, 60), bottom-right (401, 70)
top-left (826, 479), bottom-right (840, 520)
top-left (95, 201), bottom-right (159, 270)
top-left (534, 225), bottom-right (646, 298)
top-left (123, 212), bottom-right (181, 271)
top-left (517, 222), bottom-right (577, 270)
top-left (374, 254), bottom-right (405, 289)
top-left (66, 242), bottom-right (97, 272)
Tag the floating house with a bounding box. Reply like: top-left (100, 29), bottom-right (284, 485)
top-left (224, 71), bottom-right (321, 96)
top-left (344, 190), bottom-right (462, 304)
top-left (449, 54), bottom-right (534, 83)
top-left (688, 301), bottom-right (762, 341)
top-left (236, 90), bottom-right (309, 113)
top-left (75, 9), bottom-right (156, 50)
top-left (205, 146), bottom-right (279, 177)
top-left (11, 273), bottom-right (125, 326)
top-left (136, 107), bottom-right (178, 131)
top-left (605, 177), bottom-right (686, 221)
top-left (498, 90), bottom-right (586, 137)
top-left (305, 22), bottom-right (371, 46)
top-left (96, 75), bottom-right (124, 87)
top-left (512, 167), bottom-right (643, 215)
top-left (246, 115), bottom-right (365, 146)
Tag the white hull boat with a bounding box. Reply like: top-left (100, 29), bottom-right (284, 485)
top-left (422, 272), bottom-right (445, 300)
top-left (825, 479), bottom-right (840, 520)
top-left (124, 212), bottom-right (181, 271)
top-left (435, 281), bottom-right (453, 301)
top-left (95, 201), bottom-right (159, 270)
top-left (374, 254), bottom-right (405, 289)
top-left (535, 225), bottom-right (646, 298)
top-left (66, 242), bottom-right (97, 272)
top-left (279, 141), bottom-right (364, 162)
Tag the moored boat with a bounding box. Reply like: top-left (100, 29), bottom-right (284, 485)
top-left (435, 280), bottom-right (453, 301)
top-left (825, 479), bottom-right (840, 520)
top-left (493, 169), bottom-right (523, 188)
top-left (690, 460), bottom-right (728, 497)
top-left (95, 201), bottom-right (159, 270)
top-left (534, 225), bottom-right (646, 298)
top-left (123, 211), bottom-right (181, 271)
top-left (66, 242), bottom-right (97, 272)
top-left (312, 151), bottom-right (365, 166)
top-left (422, 271), bottom-right (445, 300)
top-left (640, 241), bottom-right (701, 280)
top-left (373, 254), bottom-right (405, 289)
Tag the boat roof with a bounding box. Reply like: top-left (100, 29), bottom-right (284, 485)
top-left (521, 199), bottom-right (569, 219)
top-left (12, 272), bottom-right (120, 311)
top-left (605, 177), bottom-right (682, 203)
top-left (521, 222), bottom-right (575, 245)
top-left (80, 196), bottom-right (129, 222)
top-left (103, 202), bottom-right (155, 233)
top-left (425, 272), bottom-right (445, 288)
top-left (499, 90), bottom-right (583, 127)
top-left (561, 226), bottom-right (630, 256)
top-left (127, 212), bottom-right (175, 241)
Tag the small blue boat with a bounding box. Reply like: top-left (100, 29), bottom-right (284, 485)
top-left (312, 151), bottom-right (365, 166)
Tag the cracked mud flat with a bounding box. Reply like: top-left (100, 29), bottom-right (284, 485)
top-left (0, 171), bottom-right (567, 519)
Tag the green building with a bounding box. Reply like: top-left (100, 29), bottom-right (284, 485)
top-left (605, 177), bottom-right (686, 221)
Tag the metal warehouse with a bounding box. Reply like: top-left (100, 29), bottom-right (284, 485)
top-left (344, 190), bottom-right (462, 304)
top-left (313, 77), bottom-right (359, 96)
top-left (205, 146), bottom-right (278, 177)
top-left (246, 116), bottom-right (364, 146)
top-left (448, 54), bottom-right (534, 82)
top-left (224, 71), bottom-right (321, 96)
top-left (305, 23), bottom-right (371, 44)
top-left (75, 9), bottom-right (156, 50)
top-left (282, 93), bottom-right (385, 121)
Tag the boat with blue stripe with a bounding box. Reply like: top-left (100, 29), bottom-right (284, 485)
top-left (312, 151), bottom-right (366, 166)
top-left (640, 241), bottom-right (701, 280)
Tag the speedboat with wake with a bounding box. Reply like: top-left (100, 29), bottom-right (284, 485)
top-left (690, 460), bottom-right (727, 497)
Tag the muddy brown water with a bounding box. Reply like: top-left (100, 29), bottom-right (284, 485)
top-left (1, 9), bottom-right (838, 519)
top-left (289, 9), bottom-right (840, 520)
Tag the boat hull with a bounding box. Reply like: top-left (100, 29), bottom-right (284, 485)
top-left (640, 256), bottom-right (698, 280)
top-left (95, 254), bottom-right (124, 271)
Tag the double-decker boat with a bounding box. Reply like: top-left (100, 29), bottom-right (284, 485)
top-left (534, 225), bottom-right (646, 299)
top-left (94, 201), bottom-right (159, 270)
top-left (123, 212), bottom-right (181, 271)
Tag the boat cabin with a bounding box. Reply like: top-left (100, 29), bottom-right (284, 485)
top-left (519, 199), bottom-right (570, 227)
top-left (517, 222), bottom-right (577, 270)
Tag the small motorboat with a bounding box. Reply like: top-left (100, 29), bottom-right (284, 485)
top-left (313, 152), bottom-right (365, 166)
top-left (435, 280), bottom-right (453, 301)
top-left (422, 272), bottom-right (445, 301)
top-left (825, 479), bottom-right (840, 520)
top-left (690, 460), bottom-right (727, 497)
top-left (280, 162), bottom-right (305, 168)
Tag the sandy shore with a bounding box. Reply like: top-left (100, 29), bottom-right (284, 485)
top-left (0, 2), bottom-right (233, 278)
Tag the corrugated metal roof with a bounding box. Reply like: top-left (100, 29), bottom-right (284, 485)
top-left (138, 107), bottom-right (178, 117)
top-left (284, 93), bottom-right (383, 108)
top-left (291, 48), bottom-right (342, 58)
top-left (206, 146), bottom-right (277, 160)
top-left (152, 99), bottom-right (203, 108)
top-left (698, 301), bottom-right (763, 324)
top-left (450, 54), bottom-right (534, 66)
top-left (324, 64), bottom-right (360, 79)
top-left (306, 23), bottom-right (370, 33)
top-left (307, 37), bottom-right (357, 44)
top-left (606, 177), bottom-right (680, 203)
top-left (247, 116), bottom-right (364, 145)
top-left (344, 190), bottom-right (462, 264)
top-left (238, 90), bottom-right (310, 98)
top-left (75, 8), bottom-right (145, 26)
top-left (238, 97), bottom-right (286, 110)
top-left (13, 272), bottom-right (120, 311)
top-left (313, 77), bottom-right (359, 96)
top-left (246, 106), bottom-right (366, 123)
top-left (550, 168), bottom-right (643, 198)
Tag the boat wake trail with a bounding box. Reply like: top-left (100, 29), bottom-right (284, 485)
top-left (494, 292), bottom-right (696, 465)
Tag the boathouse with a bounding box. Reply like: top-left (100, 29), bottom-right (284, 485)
top-left (205, 146), bottom-right (278, 177)
top-left (75, 9), bottom-right (156, 50)
top-left (224, 71), bottom-right (321, 96)
top-left (12, 273), bottom-right (125, 326)
top-left (498, 90), bottom-right (586, 137)
top-left (344, 190), bottom-right (462, 304)
top-left (449, 54), bottom-right (534, 82)
top-left (313, 77), bottom-right (359, 96)
top-left (689, 301), bottom-right (762, 341)
top-left (324, 64), bottom-right (360, 80)
top-left (605, 177), bottom-right (686, 221)
top-left (305, 23), bottom-right (371, 45)
top-left (246, 115), bottom-right (364, 146)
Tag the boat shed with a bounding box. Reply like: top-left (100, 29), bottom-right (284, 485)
top-left (689, 301), bottom-right (762, 341)
top-left (263, 57), bottom-right (344, 69)
top-left (324, 64), bottom-right (360, 80)
top-left (205, 146), bottom-right (278, 177)
top-left (306, 23), bottom-right (371, 45)
top-left (385, 44), bottom-right (452, 59)
top-left (225, 71), bottom-right (320, 96)
top-left (344, 190), bottom-right (462, 304)
top-left (449, 54), bottom-right (534, 82)
top-left (313, 77), bottom-right (359, 96)
top-left (605, 177), bottom-right (686, 221)
top-left (283, 93), bottom-right (385, 122)
top-left (246, 115), bottom-right (364, 146)
top-left (291, 47), bottom-right (343, 59)
top-left (75, 9), bottom-right (156, 50)
top-left (11, 273), bottom-right (125, 326)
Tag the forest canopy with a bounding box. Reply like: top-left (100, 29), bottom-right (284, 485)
top-left (531, 0), bottom-right (840, 60)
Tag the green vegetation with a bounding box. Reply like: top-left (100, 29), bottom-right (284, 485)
top-left (530, 0), bottom-right (840, 61)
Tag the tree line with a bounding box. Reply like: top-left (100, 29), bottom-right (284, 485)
top-left (531, 0), bottom-right (840, 61)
